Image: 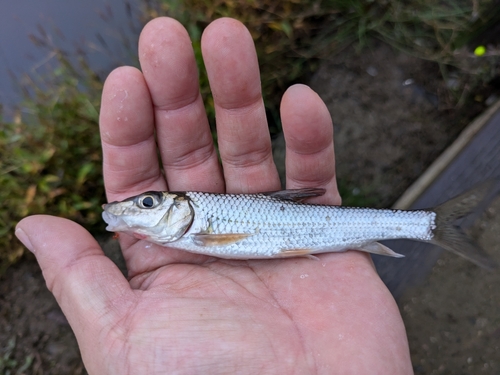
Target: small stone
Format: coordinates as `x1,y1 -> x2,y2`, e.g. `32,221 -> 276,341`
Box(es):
366,66 -> 378,77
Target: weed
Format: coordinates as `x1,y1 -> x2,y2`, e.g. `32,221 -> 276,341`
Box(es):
1,53 -> 104,273
0,337 -> 33,374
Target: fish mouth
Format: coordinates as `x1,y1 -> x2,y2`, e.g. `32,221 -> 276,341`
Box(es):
102,211 -> 130,232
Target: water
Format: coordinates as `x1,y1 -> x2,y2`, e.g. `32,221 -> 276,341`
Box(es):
0,0 -> 143,118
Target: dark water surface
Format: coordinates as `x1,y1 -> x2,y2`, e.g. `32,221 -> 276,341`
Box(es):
1,0 -> 142,117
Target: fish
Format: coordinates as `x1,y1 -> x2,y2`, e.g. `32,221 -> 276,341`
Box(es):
102,182 -> 497,269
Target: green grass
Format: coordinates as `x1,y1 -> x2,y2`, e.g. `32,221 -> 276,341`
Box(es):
1,56 -> 104,272
1,0 -> 499,272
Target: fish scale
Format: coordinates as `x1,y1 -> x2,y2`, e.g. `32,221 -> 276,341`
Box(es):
165,191 -> 435,258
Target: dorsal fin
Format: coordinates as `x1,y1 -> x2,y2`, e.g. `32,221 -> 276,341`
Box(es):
263,188 -> 326,202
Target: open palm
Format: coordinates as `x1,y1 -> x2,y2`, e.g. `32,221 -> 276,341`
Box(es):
16,17 -> 412,374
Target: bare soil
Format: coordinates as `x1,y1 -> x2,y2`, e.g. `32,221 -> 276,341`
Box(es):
1,42 -> 499,374
309,43 -> 485,207
0,258 -> 84,374
401,196 -> 500,374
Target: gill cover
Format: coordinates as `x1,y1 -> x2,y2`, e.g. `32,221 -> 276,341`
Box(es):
158,193 -> 194,242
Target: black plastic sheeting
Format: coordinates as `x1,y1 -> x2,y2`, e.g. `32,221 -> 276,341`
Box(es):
374,108 -> 500,298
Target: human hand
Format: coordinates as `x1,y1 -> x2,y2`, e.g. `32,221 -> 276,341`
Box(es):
16,17 -> 412,374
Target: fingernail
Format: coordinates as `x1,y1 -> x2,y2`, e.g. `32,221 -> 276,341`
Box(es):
15,227 -> 35,253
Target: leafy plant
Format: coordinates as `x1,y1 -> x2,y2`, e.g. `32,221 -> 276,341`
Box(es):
0,54 -> 104,273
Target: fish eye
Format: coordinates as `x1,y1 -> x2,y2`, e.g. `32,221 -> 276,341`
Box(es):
138,195 -> 157,209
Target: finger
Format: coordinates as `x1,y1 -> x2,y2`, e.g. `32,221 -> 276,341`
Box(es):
14,216 -> 132,361
281,84 -> 340,205
202,18 -> 280,193
139,17 -> 223,192
280,85 -> 374,270
100,65 -> 166,202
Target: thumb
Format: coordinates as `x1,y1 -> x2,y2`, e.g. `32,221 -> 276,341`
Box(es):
15,215 -> 132,346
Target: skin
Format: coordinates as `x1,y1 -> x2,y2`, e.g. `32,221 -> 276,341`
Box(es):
15,17 -> 413,375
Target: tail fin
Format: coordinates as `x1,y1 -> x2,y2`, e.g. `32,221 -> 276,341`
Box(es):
431,180 -> 498,270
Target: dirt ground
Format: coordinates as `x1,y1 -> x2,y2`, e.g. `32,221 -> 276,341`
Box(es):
1,42 -> 499,374
401,196 -> 500,374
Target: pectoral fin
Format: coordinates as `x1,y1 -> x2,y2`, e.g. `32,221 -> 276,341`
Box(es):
357,242 -> 404,258
193,233 -> 251,247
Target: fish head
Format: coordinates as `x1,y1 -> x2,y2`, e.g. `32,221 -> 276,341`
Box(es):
102,191 -> 194,244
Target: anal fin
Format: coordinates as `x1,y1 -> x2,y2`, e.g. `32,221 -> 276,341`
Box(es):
278,248 -> 317,259
357,242 -> 404,258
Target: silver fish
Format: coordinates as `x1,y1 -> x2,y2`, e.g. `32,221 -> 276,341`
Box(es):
102,184 -> 496,269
